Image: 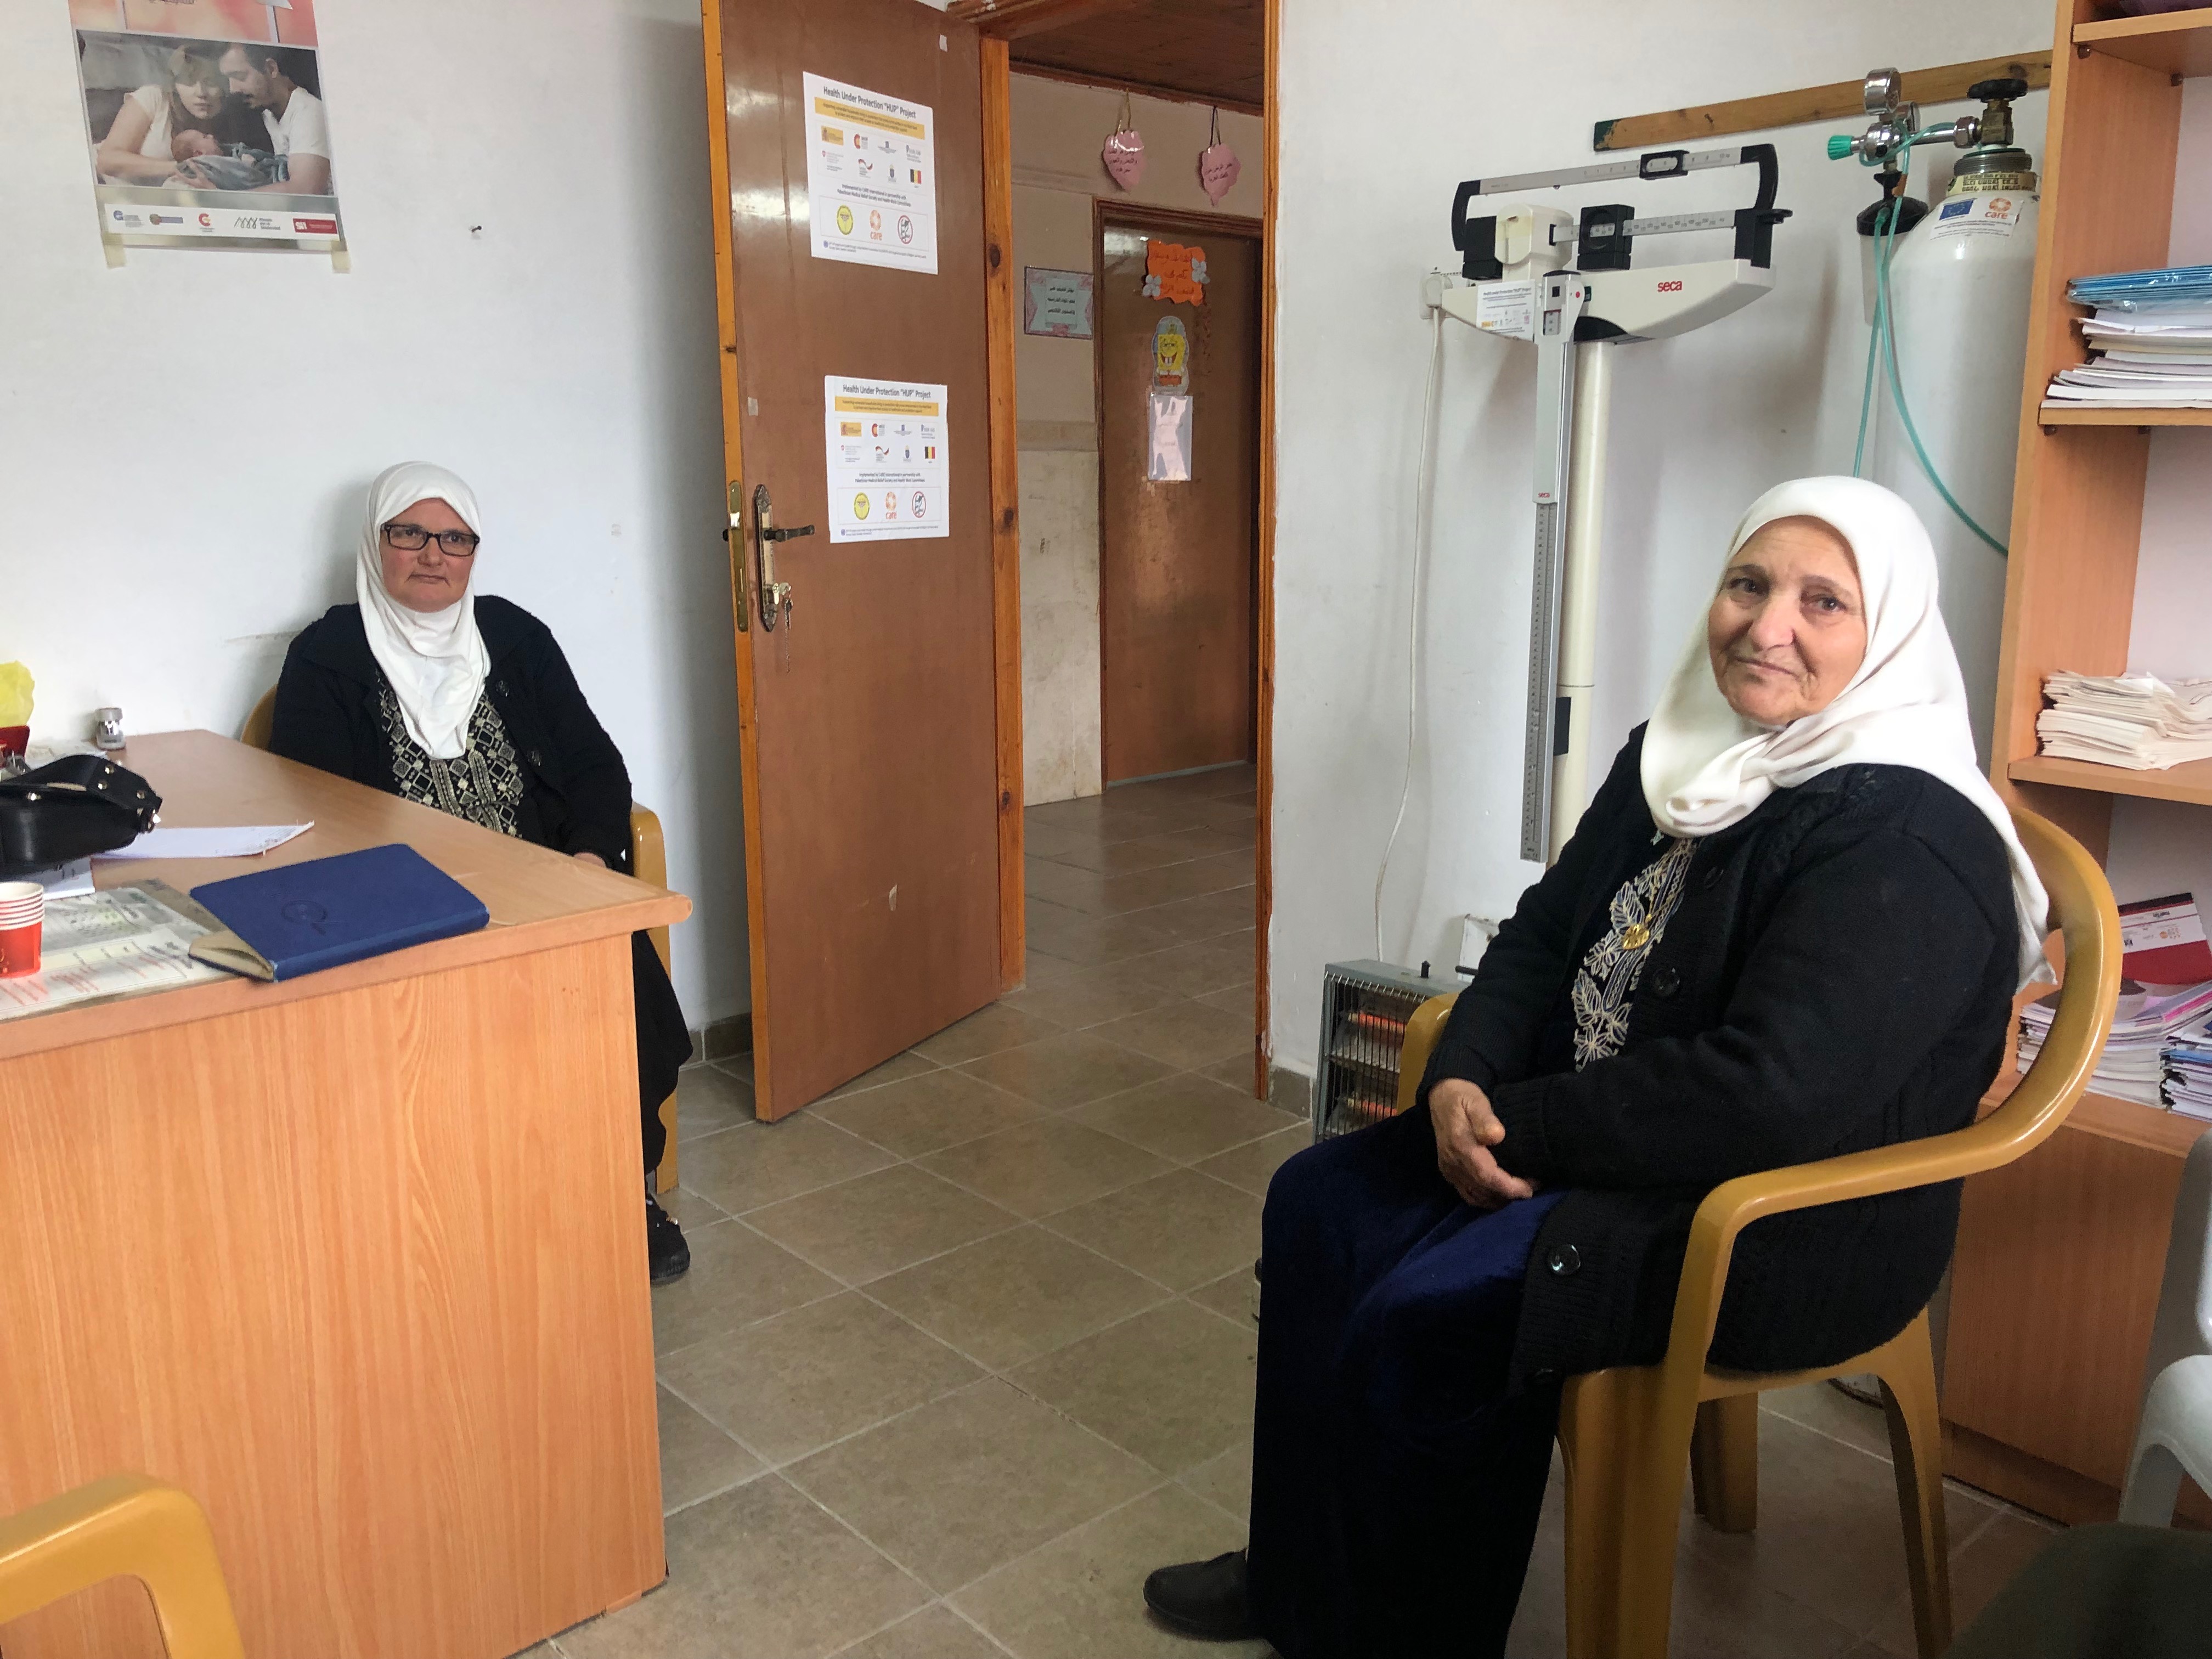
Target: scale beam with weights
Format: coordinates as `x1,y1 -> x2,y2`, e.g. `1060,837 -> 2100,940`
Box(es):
1424,144 -> 1790,862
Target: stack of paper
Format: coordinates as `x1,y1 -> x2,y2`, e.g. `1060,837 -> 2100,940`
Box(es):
2038,671 -> 2212,769
2165,1018 -> 2212,1121
2045,265 -> 2212,409
2018,979 -> 2212,1109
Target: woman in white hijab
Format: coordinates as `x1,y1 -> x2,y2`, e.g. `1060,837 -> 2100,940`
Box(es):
1148,478 -> 2041,1657
270,464 -> 694,1284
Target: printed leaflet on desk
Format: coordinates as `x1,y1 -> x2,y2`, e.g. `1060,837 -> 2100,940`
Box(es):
0,884 -> 223,1022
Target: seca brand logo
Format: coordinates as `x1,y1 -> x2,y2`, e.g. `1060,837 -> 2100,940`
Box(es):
1655,279 -> 1684,292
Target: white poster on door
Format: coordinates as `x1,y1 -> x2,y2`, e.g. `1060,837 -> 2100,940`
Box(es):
826,377 -> 949,543
1147,392 -> 1193,482
803,72 -> 936,274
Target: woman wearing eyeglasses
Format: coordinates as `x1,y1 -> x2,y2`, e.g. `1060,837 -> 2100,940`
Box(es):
270,462 -> 694,1284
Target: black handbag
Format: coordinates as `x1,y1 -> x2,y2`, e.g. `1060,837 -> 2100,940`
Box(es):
0,755 -> 162,871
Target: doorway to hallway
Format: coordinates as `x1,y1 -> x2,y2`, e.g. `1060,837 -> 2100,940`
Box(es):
1095,208 -> 1262,787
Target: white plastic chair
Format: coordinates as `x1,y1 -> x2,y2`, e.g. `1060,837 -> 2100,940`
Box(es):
2118,1128 -> 2212,1525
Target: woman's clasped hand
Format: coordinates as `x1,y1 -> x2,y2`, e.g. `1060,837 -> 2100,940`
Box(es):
1428,1075 -> 1535,1207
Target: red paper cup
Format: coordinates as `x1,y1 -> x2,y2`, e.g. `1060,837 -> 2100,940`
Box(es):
0,918 -> 38,977
0,881 -> 40,978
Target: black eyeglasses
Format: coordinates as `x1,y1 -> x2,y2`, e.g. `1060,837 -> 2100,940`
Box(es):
383,522 -> 481,556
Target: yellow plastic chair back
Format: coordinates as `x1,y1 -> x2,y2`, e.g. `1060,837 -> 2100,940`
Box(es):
0,1475 -> 245,1658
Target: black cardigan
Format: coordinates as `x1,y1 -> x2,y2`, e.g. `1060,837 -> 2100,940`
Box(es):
1421,725 -> 2016,1387
268,597 -> 636,871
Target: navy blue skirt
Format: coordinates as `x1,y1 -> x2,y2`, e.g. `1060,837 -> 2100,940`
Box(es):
1248,1104 -> 1565,1659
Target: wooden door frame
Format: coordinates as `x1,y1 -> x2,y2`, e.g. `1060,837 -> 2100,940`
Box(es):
972,3 -> 1280,1095
1256,0 -> 1278,1097
1087,198 -> 1263,793
698,0 -> 778,1097
983,39 -> 1025,993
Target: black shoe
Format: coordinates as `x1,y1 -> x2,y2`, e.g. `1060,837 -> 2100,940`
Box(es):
646,1192 -> 690,1284
1143,1549 -> 1258,1640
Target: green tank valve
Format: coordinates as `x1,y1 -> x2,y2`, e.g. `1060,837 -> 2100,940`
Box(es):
1827,134 -> 1855,160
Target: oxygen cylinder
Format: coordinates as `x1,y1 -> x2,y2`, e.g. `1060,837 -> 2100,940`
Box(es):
1865,81 -> 2039,765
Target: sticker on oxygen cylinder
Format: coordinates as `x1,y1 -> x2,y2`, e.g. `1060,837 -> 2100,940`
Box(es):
1474,280 -> 1535,336
1928,194 -> 2027,241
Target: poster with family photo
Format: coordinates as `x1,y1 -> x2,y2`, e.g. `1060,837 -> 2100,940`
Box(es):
71,0 -> 345,256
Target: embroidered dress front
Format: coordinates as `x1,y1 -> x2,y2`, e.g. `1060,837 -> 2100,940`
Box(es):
1571,836 -> 1695,1069
377,679 -> 523,838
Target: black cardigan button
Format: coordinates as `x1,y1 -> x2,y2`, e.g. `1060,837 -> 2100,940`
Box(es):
1647,966 -> 1681,998
1545,1244 -> 1581,1277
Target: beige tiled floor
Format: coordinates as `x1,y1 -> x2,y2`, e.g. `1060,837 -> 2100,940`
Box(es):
533,763 -> 2060,1657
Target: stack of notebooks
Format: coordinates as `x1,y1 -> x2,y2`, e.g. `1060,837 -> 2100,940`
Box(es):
2018,894 -> 2212,1112
2038,670 -> 2212,770
2044,264 -> 2212,410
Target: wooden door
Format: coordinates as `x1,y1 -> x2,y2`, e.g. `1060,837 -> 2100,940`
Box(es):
705,0 -> 1002,1118
1097,213 -> 1261,783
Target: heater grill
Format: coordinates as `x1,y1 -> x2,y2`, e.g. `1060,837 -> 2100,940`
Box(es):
1310,960 -> 1463,1141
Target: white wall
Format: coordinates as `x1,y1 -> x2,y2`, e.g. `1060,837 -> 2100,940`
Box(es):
1271,0 -> 2053,1073
1012,176 -> 1103,804
0,1 -> 746,1024
1010,75 -> 1266,803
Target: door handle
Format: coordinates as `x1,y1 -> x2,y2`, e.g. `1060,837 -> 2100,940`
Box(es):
750,484 -> 813,633
726,481 -> 749,632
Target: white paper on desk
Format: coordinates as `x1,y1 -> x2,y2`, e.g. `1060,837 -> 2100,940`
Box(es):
100,823 -> 313,860
18,859 -> 94,898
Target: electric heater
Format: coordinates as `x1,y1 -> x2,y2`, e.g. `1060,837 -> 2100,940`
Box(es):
1310,959 -> 1462,1141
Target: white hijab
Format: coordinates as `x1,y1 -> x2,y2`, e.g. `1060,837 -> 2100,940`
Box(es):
1640,476 -> 2052,989
357,461 -> 489,760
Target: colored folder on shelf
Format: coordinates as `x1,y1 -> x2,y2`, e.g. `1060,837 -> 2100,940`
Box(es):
187,843 -> 489,982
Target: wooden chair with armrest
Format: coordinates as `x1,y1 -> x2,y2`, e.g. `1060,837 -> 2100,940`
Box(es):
1395,807 -> 2121,1659
0,1475 -> 245,1659
243,687 -> 683,1193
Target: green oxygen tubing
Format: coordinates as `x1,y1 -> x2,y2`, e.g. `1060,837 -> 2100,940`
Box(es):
1831,129 -> 2010,556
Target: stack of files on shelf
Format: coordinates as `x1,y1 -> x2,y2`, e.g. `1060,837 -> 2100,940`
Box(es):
2019,978 -> 2212,1109
2038,670 -> 2212,769
2044,264 -> 2212,410
2165,1019 -> 2212,1121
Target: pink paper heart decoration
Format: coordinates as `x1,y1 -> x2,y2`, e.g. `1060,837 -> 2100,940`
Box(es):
1198,141 -> 1240,205
1103,127 -> 1145,190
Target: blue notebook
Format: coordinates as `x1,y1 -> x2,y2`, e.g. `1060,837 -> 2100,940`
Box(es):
188,843 -> 489,981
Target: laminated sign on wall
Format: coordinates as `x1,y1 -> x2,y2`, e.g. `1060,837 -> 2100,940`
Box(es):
804,72 -> 936,273
825,377 -> 949,542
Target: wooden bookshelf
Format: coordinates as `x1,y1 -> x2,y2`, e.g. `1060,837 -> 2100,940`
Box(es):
1983,1066 -> 2208,1157
2073,6 -> 2212,76
2038,405 -> 2212,427
1945,0 -> 2212,1528
2008,753 -> 2212,806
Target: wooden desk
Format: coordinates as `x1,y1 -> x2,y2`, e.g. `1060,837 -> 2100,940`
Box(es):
0,733 -> 689,1659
